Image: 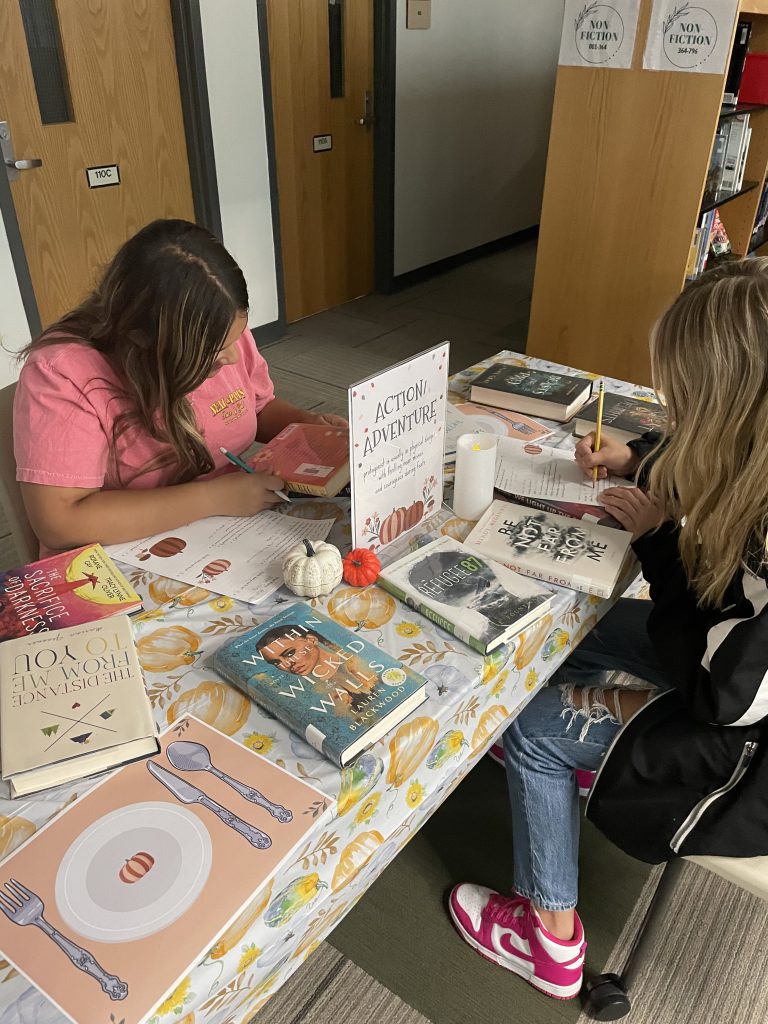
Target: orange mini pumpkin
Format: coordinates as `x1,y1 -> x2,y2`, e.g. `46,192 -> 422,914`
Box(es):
342,548 -> 381,587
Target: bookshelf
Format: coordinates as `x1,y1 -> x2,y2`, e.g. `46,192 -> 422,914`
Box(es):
527,0 -> 768,386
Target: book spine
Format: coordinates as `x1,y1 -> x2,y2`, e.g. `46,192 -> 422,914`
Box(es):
505,493 -> 580,521
212,655 -> 342,767
376,577 -> 486,656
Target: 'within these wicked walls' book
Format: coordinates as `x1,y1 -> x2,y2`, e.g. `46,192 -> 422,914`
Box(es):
214,604 -> 427,767
0,616 -> 158,797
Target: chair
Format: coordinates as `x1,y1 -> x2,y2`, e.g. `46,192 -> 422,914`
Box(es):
0,382 -> 38,565
584,854 -> 768,1019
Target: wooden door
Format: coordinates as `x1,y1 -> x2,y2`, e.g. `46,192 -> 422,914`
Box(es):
0,0 -> 195,326
267,0 -> 374,322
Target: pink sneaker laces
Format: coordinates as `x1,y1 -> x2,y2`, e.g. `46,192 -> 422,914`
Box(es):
485,893 -> 529,929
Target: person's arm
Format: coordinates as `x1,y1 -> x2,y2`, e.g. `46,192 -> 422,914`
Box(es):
633,523 -> 768,727
21,470 -> 286,551
255,397 -> 347,441
574,428 -> 665,482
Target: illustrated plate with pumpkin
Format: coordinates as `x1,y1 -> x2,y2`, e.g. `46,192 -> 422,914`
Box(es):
0,716 -> 333,1024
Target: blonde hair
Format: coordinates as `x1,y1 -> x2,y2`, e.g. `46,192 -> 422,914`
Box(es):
24,220 -> 248,485
646,258 -> 768,607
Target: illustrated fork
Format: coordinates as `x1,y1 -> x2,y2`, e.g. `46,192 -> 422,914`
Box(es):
0,878 -> 128,1001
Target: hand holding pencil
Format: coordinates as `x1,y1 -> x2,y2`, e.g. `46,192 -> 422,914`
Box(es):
574,388 -> 640,482
592,382 -> 605,486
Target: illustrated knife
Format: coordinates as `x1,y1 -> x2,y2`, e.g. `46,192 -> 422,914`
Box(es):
146,761 -> 272,850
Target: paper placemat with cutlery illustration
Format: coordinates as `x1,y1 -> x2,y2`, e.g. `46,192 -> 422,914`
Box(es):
0,716 -> 333,1024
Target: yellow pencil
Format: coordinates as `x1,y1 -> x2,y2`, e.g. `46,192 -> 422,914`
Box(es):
592,381 -> 605,486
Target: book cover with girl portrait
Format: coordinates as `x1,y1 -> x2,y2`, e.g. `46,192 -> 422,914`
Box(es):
214,605 -> 426,766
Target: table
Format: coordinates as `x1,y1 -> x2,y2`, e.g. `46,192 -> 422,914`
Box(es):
0,352 -> 650,1024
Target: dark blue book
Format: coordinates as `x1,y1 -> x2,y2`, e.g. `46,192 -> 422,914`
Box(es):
470,364 -> 593,421
214,604 -> 427,767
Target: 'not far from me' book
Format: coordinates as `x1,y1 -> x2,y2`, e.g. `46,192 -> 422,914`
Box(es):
0,615 -> 158,797
0,543 -> 142,642
214,604 -> 427,767
378,536 -> 553,656
467,500 -> 633,599
470,364 -> 593,421
573,392 -> 667,444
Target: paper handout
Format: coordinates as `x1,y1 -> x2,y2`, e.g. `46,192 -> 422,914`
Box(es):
495,439 -> 633,506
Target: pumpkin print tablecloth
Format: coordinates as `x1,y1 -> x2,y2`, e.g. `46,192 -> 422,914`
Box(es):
0,353 -> 652,1024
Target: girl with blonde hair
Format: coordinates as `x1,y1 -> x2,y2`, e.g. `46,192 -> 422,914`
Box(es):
13,220 -> 345,552
449,259 -> 768,999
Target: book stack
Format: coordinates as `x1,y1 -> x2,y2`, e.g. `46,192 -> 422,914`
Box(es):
573,392 -> 666,444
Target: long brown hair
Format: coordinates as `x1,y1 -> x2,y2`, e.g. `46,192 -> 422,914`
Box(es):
24,219 -> 249,484
646,258 -> 768,607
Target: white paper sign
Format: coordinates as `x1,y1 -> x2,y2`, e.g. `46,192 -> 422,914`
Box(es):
559,0 -> 642,69
108,510 -> 334,605
495,438 -> 633,505
643,0 -> 738,73
349,344 -> 448,553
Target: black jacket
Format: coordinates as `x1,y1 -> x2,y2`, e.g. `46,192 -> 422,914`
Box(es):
587,521 -> 768,862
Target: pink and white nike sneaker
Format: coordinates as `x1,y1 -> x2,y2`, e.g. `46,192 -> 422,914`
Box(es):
448,884 -> 586,1000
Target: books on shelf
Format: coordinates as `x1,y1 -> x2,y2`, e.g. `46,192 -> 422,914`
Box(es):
214,604 -> 427,767
687,209 -> 717,280
377,535 -> 554,656
0,616 -> 158,797
710,210 -> 732,258
470,364 -> 593,422
0,544 -> 142,642
722,114 -> 751,193
573,392 -> 666,444
723,20 -> 752,106
466,499 -> 633,599
247,422 -> 349,497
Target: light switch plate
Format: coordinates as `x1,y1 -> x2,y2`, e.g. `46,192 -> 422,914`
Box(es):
407,0 -> 431,29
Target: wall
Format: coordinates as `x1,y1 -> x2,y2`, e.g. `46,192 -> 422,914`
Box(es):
394,0 -> 564,276
0,211 -> 28,389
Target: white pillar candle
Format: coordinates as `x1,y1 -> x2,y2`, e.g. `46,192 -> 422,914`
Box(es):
452,433 -> 498,521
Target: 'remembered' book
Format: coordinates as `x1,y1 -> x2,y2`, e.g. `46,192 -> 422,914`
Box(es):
0,544 -> 142,641
378,536 -> 553,656
467,500 -> 633,599
573,392 -> 666,444
0,615 -> 158,797
247,422 -> 349,497
214,604 -> 427,767
470,364 -> 593,421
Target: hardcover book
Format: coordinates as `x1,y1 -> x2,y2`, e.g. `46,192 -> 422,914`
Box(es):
470,364 -> 593,421
503,493 -> 622,530
573,392 -> 666,444
247,422 -> 349,497
467,500 -> 633,599
0,616 -> 158,797
0,544 -> 142,641
214,604 -> 427,767
378,536 -> 553,656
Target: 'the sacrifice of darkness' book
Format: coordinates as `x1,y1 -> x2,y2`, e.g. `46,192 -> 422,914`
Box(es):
378,536 -> 553,656
574,392 -> 667,444
214,604 -> 427,767
467,500 -> 633,599
470,364 -> 593,421
0,544 -> 142,641
0,615 -> 158,797
247,422 -> 350,497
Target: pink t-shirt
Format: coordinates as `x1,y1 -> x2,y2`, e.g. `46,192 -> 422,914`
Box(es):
13,329 -> 275,490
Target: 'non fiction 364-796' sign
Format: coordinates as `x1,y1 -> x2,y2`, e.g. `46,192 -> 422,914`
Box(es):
643,0 -> 739,74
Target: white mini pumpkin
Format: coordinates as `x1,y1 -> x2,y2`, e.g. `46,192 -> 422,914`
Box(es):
282,539 -> 343,598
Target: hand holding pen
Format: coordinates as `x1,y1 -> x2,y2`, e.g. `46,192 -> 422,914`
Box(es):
220,447 -> 292,503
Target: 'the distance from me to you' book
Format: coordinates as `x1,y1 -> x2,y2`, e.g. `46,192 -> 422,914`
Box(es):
470,364 -> 593,421
0,543 -> 142,641
247,422 -> 349,497
214,604 -> 427,767
0,615 -> 158,797
573,392 -> 666,444
467,500 -> 633,599
378,536 -> 553,656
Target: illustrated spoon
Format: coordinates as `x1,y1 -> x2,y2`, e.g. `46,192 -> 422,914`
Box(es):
166,741 -> 293,822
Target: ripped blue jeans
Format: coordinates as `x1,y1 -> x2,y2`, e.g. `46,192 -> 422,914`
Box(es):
503,599 -> 669,911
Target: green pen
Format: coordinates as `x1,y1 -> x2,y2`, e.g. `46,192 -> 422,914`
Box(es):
219,446 -> 291,503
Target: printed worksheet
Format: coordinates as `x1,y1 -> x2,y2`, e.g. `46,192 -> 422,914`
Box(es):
494,438 -> 633,505
108,511 -> 334,605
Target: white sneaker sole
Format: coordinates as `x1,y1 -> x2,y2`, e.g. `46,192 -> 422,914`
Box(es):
448,899 -> 583,1000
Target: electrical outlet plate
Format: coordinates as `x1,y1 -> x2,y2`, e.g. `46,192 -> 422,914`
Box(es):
407,0 -> 431,29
